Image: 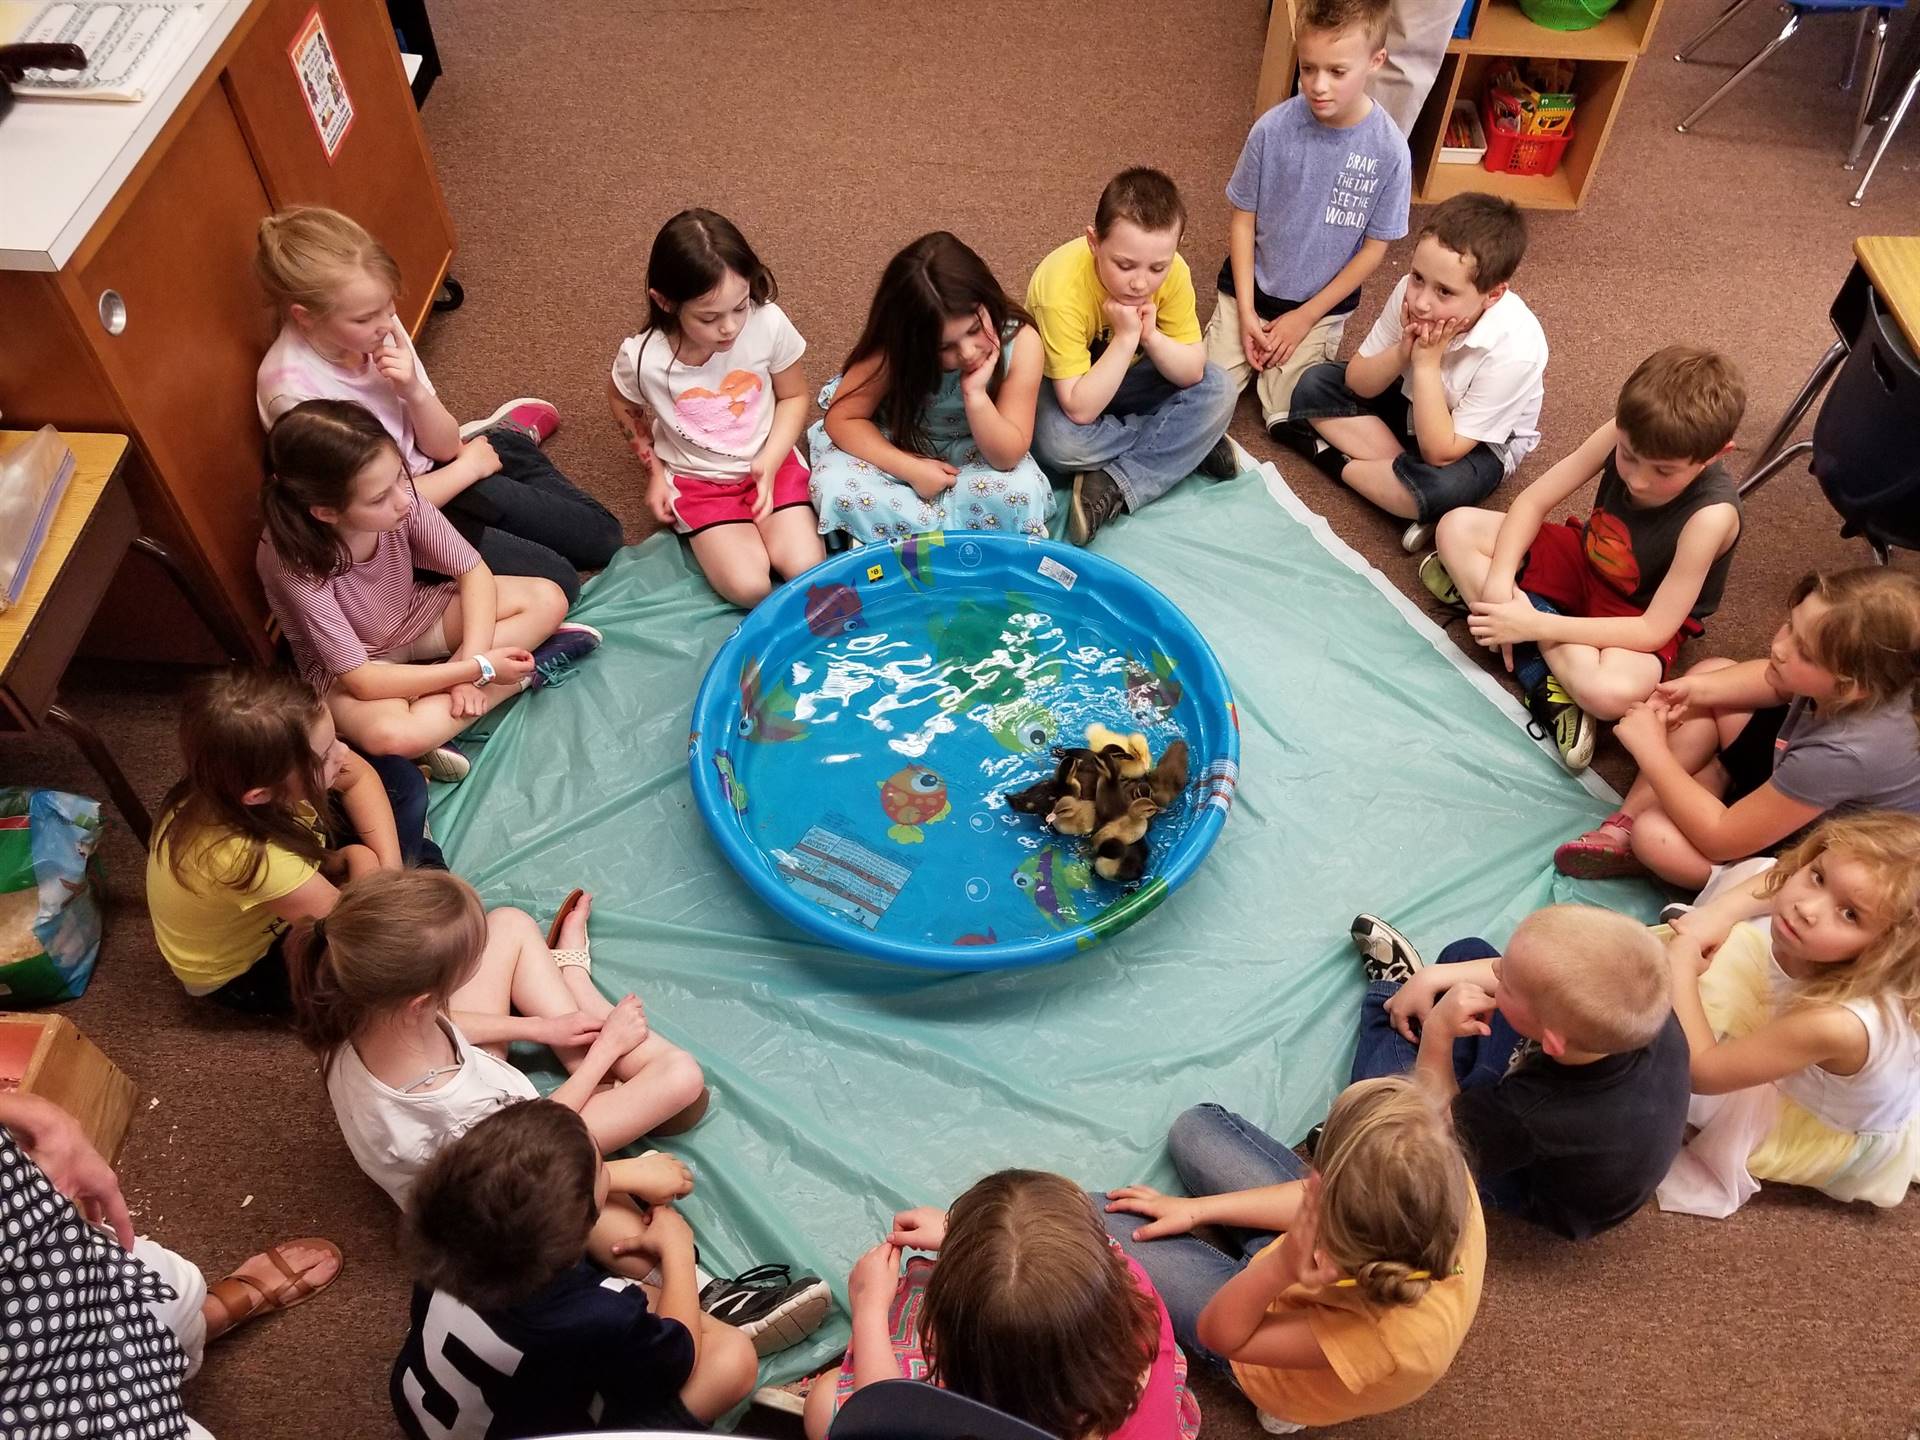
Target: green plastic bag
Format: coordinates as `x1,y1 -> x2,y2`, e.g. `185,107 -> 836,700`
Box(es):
0,788 -> 104,1006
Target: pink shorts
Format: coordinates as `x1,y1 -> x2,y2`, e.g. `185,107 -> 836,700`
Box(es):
667,449 -> 812,536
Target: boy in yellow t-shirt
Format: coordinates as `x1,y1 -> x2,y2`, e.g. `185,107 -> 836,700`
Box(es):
1026,167 -> 1241,545
1103,1076 -> 1483,1431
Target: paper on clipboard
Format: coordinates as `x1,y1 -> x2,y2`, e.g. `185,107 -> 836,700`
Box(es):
13,2 -> 211,103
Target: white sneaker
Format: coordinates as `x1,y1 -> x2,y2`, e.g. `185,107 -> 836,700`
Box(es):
1400,520 -> 1433,553
1258,1413 -> 1307,1434
420,745 -> 469,783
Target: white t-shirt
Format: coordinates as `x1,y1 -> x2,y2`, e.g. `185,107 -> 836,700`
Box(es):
326,1015 -> 539,1208
256,319 -> 440,476
609,302 -> 806,481
1357,275 -> 1547,476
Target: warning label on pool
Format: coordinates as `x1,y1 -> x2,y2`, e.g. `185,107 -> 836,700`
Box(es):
777,815 -> 916,929
1037,557 -> 1077,590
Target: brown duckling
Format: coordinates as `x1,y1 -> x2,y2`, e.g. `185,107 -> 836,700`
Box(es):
1144,739 -> 1190,810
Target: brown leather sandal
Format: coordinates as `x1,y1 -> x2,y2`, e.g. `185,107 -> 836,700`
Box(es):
547,887 -> 590,972
204,1237 -> 343,1336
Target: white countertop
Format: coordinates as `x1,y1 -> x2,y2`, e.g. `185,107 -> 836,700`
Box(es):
0,0 -> 252,272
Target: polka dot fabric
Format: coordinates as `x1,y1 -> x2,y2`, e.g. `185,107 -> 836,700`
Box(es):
0,1134 -> 190,1440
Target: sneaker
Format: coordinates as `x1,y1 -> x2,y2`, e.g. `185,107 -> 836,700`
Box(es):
460,397 -> 561,444
1068,470 -> 1127,546
527,622 -> 604,691
1304,437 -> 1351,484
751,1371 -> 830,1416
701,1264 -> 832,1356
1350,913 -> 1425,985
1198,436 -> 1242,479
1554,814 -> 1644,879
1658,901 -> 1695,925
420,745 -> 469,784
1265,417 -> 1316,449
1400,520 -> 1433,553
1526,677 -> 1597,773
1417,552 -> 1468,616
1258,1413 -> 1307,1435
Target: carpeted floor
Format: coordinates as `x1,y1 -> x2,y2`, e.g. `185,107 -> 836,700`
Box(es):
27,2 -> 1920,1436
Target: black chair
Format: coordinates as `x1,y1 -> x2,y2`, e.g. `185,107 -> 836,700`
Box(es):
1741,289 -> 1920,562
828,1378 -> 1056,1440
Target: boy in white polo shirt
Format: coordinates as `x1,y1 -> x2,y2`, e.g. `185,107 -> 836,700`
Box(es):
1289,192 -> 1547,553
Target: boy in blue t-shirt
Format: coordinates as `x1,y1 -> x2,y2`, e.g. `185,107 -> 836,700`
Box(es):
1203,0 -> 1411,436
391,1101 -> 758,1438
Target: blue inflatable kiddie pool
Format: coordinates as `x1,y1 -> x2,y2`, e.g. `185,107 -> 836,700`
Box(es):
687,532 -> 1239,970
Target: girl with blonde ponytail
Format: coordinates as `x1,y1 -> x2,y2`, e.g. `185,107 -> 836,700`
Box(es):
1104,1076 -> 1484,1431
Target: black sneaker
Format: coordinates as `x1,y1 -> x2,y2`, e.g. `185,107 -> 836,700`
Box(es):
1198,436 -> 1242,479
1305,438 -> 1351,484
1525,677 -> 1597,773
700,1263 -> 832,1356
527,622 -> 603,692
1350,913 -> 1425,985
1068,470 -> 1127,545
1266,417 -> 1317,450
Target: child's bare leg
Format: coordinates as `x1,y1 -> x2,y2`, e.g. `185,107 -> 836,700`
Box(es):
328,690 -> 474,759
803,1362 -> 840,1440
587,1193 -> 656,1280
1630,810 -> 1717,888
1433,506 -> 1505,599
691,525 -> 775,608
1600,657 -> 1741,834
439,578 -> 570,654
680,1316 -> 759,1424
1308,411 -> 1402,462
446,907 -> 544,1055
1543,643 -> 1664,720
758,506 -> 826,580
1333,459 -> 1422,519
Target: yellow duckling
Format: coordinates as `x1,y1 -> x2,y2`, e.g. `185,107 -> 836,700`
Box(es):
1085,723 -> 1151,779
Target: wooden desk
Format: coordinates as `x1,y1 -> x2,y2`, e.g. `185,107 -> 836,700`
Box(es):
0,431 -> 227,846
0,0 -> 455,663
1744,235 -> 1920,488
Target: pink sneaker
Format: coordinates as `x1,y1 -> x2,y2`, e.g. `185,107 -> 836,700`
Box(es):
1554,812 -> 1643,880
460,397 -> 560,444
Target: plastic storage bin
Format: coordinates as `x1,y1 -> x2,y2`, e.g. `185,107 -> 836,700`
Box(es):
1441,101 -> 1489,163
1482,100 -> 1574,175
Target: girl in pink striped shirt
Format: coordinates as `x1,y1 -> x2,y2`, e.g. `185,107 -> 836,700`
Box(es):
257,400 -> 600,779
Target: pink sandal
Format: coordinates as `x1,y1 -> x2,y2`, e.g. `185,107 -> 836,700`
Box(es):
1554,812 -> 1645,880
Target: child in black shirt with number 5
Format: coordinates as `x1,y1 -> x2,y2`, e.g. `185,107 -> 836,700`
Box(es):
391,1101 -> 756,1438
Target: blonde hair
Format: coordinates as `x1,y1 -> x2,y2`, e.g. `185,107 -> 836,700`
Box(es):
1504,905 -> 1671,1053
1314,1077 -> 1473,1308
290,869 -> 487,1071
1763,812 -> 1920,1026
1787,568 -> 1920,726
1614,346 -> 1746,463
255,205 -> 402,320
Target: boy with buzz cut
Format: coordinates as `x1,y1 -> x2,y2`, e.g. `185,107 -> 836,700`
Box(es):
1289,191 -> 1546,556
391,1101 -> 759,1438
1205,0 -> 1411,438
1346,907 -> 1691,1241
1028,166 -> 1242,546
1422,345 -> 1745,772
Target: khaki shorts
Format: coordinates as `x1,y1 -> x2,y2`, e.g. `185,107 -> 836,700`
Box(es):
1203,299 -> 1348,427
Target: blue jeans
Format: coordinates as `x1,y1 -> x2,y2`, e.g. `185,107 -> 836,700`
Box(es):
1099,1103 -> 1309,1370
1350,937 -> 1527,1090
442,427 -> 623,602
1033,361 -> 1237,510
366,752 -> 449,870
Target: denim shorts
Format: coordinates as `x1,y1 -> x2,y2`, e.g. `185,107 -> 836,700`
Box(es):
1290,361 -> 1508,522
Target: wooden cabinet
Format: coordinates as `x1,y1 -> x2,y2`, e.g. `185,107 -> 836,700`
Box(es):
1257,0 -> 1667,210
0,0 -> 455,661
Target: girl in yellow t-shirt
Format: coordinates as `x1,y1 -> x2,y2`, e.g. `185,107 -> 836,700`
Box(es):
1106,1076 -> 1483,1432
146,667 -> 401,1012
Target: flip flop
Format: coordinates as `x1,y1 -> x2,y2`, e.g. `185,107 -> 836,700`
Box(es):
204,1237 -> 343,1335
547,887 -> 591,972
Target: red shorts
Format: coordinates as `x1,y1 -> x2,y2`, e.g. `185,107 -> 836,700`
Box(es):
667,449 -> 812,535
1517,518 -> 1701,675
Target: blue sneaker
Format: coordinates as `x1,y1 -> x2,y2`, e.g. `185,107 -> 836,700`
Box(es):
529,623 -> 603,691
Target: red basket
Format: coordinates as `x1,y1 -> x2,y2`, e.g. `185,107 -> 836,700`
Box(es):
1481,98 -> 1573,176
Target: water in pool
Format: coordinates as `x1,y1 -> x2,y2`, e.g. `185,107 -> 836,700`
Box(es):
720,581 -> 1201,949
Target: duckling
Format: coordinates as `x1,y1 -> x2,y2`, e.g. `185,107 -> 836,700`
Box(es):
1094,836 -> 1151,883
1144,739 -> 1190,810
1005,775 -> 1062,815
1046,793 -> 1100,836
1084,723 -> 1151,779
1006,746 -> 1110,817
1092,793 -> 1159,849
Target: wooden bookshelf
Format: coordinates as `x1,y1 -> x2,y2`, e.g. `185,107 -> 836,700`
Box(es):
1256,0 -> 1667,210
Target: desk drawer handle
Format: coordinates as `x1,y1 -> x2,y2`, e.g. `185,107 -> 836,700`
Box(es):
97,290 -> 127,336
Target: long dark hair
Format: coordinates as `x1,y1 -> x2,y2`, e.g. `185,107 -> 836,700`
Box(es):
834,232 -> 1033,458
921,1170 -> 1159,1438
262,399 -> 401,579
153,667 -> 331,889
642,208 -> 777,340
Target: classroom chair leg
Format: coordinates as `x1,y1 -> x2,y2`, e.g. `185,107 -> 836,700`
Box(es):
1674,0 -> 1760,62
46,703 -> 153,849
1744,341 -> 1844,482
1842,10 -> 1889,166
1676,5 -> 1802,133
1849,63 -> 1920,203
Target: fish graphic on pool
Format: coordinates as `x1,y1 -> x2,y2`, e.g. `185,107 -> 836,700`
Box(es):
804,582 -> 863,636
1012,847 -> 1093,927
737,657 -> 809,743
878,764 -> 951,843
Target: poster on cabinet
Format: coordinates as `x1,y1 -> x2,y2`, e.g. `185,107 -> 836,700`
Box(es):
287,7 -> 355,161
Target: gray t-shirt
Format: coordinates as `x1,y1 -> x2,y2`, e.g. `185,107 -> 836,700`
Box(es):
1772,693 -> 1920,812
1223,96 -> 1411,310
